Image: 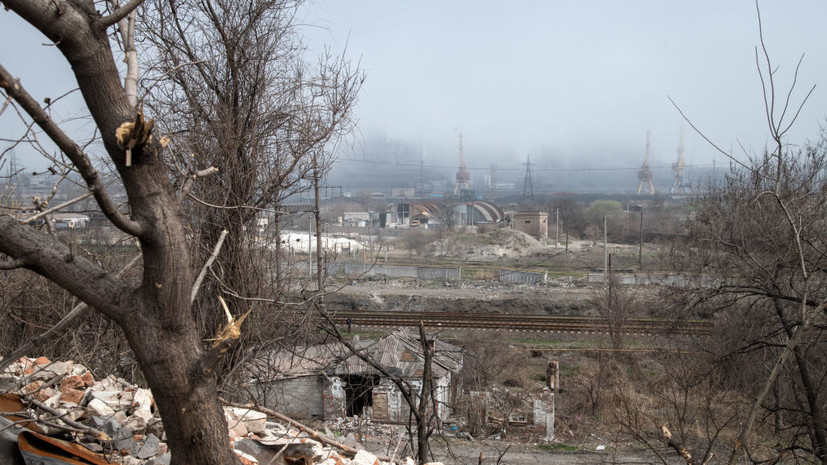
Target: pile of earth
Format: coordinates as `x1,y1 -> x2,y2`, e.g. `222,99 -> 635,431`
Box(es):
424,228 -> 548,260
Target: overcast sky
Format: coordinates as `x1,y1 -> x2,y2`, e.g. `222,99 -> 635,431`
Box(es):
299,0 -> 827,170
2,1 -> 826,175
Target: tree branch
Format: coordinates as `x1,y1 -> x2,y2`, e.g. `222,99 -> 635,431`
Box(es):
0,253 -> 141,374
0,257 -> 25,270
0,63 -> 145,236
26,397 -> 109,440
97,0 -> 145,29
191,229 -> 229,304
0,216 -> 134,323
22,192 -> 93,224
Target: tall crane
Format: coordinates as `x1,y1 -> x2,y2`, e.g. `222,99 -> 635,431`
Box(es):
671,127 -> 690,194
453,133 -> 470,195
637,130 -> 654,195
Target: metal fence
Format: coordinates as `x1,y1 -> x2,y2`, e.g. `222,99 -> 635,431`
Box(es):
498,269 -> 547,284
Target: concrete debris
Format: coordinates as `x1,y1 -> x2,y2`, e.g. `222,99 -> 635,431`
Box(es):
350,450 -> 379,465
227,406 -> 267,434
0,356 -> 413,465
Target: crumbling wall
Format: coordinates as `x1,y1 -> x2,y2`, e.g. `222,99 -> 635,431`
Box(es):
323,377 -> 346,420
254,376 -> 324,419
435,375 -> 452,420
532,391 -> 555,440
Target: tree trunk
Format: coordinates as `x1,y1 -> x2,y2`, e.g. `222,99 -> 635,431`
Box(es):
417,326 -> 433,465
774,300 -> 827,464
122,316 -> 238,465
793,348 -> 827,464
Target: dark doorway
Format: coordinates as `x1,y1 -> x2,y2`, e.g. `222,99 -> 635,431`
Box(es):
344,375 -> 379,416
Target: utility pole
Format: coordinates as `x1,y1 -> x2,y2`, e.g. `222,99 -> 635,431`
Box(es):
308,218 -> 313,281
274,207 -> 281,295
603,215 -> 608,276
490,163 -> 498,199
313,159 -> 323,293
639,210 -> 644,268
555,208 -> 559,248
608,253 -> 613,308
420,160 -> 424,199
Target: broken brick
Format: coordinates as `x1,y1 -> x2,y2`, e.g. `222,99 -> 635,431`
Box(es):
22,380 -> 43,395
61,375 -> 85,391
60,387 -> 85,404
81,371 -> 95,387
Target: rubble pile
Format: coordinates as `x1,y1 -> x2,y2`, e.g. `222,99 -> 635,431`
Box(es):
423,229 -> 547,260
0,357 -> 435,465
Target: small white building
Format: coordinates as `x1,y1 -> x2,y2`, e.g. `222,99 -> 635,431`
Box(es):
52,213 -> 90,229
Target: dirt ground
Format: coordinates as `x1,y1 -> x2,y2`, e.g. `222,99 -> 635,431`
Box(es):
327,278 -> 599,316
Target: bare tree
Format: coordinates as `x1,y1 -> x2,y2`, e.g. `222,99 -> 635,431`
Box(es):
0,1 -> 361,463
613,352 -> 741,465
140,0 -> 362,374
664,4 -> 826,463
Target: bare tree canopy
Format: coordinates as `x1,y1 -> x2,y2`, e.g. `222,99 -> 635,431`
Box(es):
139,0 -> 362,374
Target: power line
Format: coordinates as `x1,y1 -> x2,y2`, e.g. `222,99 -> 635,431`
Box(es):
333,157 -> 719,173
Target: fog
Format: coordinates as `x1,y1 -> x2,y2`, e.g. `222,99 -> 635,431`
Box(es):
301,0 -> 827,189
2,1 -> 826,192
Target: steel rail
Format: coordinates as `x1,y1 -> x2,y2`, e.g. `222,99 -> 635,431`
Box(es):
330,311 -> 711,335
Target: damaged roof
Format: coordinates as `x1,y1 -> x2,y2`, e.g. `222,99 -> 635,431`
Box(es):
251,329 -> 463,382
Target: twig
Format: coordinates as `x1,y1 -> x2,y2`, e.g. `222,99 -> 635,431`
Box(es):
186,192 -> 307,215
390,429 -> 405,464
191,229 -> 228,303
220,399 -> 404,464
26,397 -> 109,440
0,254 -> 141,374
21,192 -> 93,224
0,93 -> 11,116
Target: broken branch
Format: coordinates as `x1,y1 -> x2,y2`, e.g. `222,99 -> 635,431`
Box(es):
660,425 -> 694,465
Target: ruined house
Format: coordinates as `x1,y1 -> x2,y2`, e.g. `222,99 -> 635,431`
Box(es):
249,329 -> 463,423
512,211 -> 548,239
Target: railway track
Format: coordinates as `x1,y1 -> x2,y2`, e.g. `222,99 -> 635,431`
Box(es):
330,311 -> 711,336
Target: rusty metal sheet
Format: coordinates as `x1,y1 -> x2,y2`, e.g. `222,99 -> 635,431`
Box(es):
17,431 -> 110,465
0,394 -> 43,434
